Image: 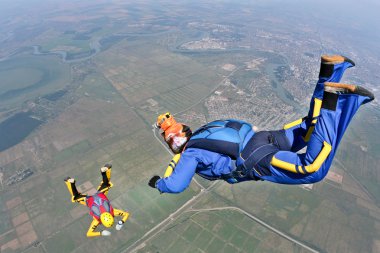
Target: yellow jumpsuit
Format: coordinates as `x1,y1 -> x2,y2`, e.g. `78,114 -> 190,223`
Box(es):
64,167 -> 129,237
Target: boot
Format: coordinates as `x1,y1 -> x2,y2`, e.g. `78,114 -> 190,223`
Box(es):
319,55 -> 355,79
325,82 -> 374,101
322,82 -> 375,111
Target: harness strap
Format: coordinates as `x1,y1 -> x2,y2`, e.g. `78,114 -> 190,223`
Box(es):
225,121 -> 243,131
191,121 -> 244,136
283,116 -> 307,130
240,144 -> 279,176
187,121 -> 244,159
303,98 -> 322,142
187,139 -> 240,159
191,125 -> 219,136
268,130 -> 291,151
223,130 -> 290,182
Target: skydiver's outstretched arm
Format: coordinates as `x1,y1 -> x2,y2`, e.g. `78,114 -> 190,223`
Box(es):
97,164 -> 113,195
154,151 -> 198,193
64,177 -> 87,205
113,208 -> 130,230
114,209 -> 130,223
282,55 -> 355,153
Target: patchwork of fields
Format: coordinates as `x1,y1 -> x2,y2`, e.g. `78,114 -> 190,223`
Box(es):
0,1 -> 379,253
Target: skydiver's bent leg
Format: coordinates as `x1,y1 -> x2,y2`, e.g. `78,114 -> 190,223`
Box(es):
86,219 -> 101,237
283,55 -> 355,152
97,164 -> 113,194
262,84 -> 374,184
64,177 -> 87,204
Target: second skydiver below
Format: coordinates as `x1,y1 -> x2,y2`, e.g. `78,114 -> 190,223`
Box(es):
148,55 -> 375,194
64,164 -> 130,237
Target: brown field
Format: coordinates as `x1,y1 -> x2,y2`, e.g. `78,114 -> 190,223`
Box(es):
374,239 -> 380,252
1,238 -> 21,251
70,205 -> 89,220
19,230 -> 38,247
78,181 -> 94,192
12,212 -> 29,227
15,221 -> 34,237
6,197 -> 22,210
20,175 -> 48,193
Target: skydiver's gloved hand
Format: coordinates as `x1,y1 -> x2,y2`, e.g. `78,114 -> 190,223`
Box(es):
115,220 -> 124,231
148,175 -> 161,188
101,230 -> 111,236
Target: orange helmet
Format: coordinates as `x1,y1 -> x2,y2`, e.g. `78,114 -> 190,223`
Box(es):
155,112 -> 192,153
156,112 -> 177,131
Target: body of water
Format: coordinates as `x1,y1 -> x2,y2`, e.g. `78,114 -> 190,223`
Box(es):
0,112 -> 43,152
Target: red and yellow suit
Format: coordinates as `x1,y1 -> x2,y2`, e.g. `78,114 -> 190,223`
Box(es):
64,166 -> 129,237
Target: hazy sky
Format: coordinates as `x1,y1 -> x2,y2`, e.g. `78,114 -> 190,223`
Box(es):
1,0 -> 379,54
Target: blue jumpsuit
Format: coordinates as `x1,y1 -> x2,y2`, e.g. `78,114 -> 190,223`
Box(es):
156,59 -> 373,193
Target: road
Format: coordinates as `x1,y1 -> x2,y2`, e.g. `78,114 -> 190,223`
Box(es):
124,182 -> 217,253
125,185 -> 319,253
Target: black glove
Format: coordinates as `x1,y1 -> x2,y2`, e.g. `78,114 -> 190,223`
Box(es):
148,175 -> 161,188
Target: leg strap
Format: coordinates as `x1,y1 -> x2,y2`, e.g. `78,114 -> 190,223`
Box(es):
303,98 -> 322,142
228,130 -> 289,180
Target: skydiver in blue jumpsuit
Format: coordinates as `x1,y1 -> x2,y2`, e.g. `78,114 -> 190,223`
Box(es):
148,55 -> 375,193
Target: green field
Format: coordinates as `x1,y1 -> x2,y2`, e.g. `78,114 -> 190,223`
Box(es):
138,209 -> 305,253
0,55 -> 71,114
0,68 -> 44,91
94,36 -> 223,123
337,107 -> 380,203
